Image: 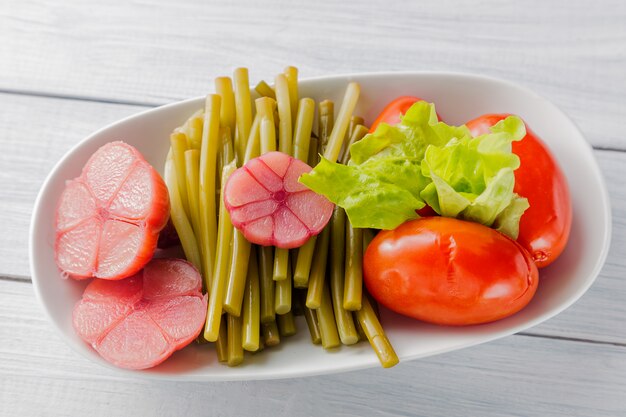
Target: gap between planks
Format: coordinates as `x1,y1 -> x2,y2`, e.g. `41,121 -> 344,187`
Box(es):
517,332 -> 626,348
0,274 -> 31,283
0,88 -> 161,109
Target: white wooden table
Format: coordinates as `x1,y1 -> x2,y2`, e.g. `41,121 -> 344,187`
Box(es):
1,1 -> 625,415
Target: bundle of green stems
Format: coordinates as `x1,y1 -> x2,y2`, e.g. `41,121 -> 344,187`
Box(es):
163,66 -> 398,368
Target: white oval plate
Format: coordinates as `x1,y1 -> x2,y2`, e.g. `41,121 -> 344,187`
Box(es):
30,72 -> 611,381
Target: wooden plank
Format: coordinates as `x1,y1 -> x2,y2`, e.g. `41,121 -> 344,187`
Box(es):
0,0 -> 625,149
0,92 -> 625,345
2,2 -> 624,415
1,279 -> 624,417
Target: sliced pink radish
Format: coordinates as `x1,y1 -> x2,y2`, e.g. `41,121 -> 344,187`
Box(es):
224,151 -> 333,248
55,141 -> 169,280
72,258 -> 207,370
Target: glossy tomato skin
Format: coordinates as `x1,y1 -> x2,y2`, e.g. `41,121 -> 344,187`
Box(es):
370,96 -> 423,132
363,217 -> 538,326
465,114 -> 572,268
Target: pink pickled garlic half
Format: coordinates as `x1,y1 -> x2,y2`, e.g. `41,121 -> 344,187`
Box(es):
224,151 -> 333,248
72,258 -> 207,370
55,142 -> 170,280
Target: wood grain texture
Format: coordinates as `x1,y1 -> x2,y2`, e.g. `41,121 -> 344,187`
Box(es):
1,280 -> 625,417
0,0 -> 625,149
1,1 -> 625,416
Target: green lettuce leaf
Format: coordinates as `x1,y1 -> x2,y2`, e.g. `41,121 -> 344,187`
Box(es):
494,194 -> 530,239
349,101 -> 471,165
301,101 -> 446,230
299,157 -> 428,230
299,101 -> 530,238
420,116 -> 529,238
